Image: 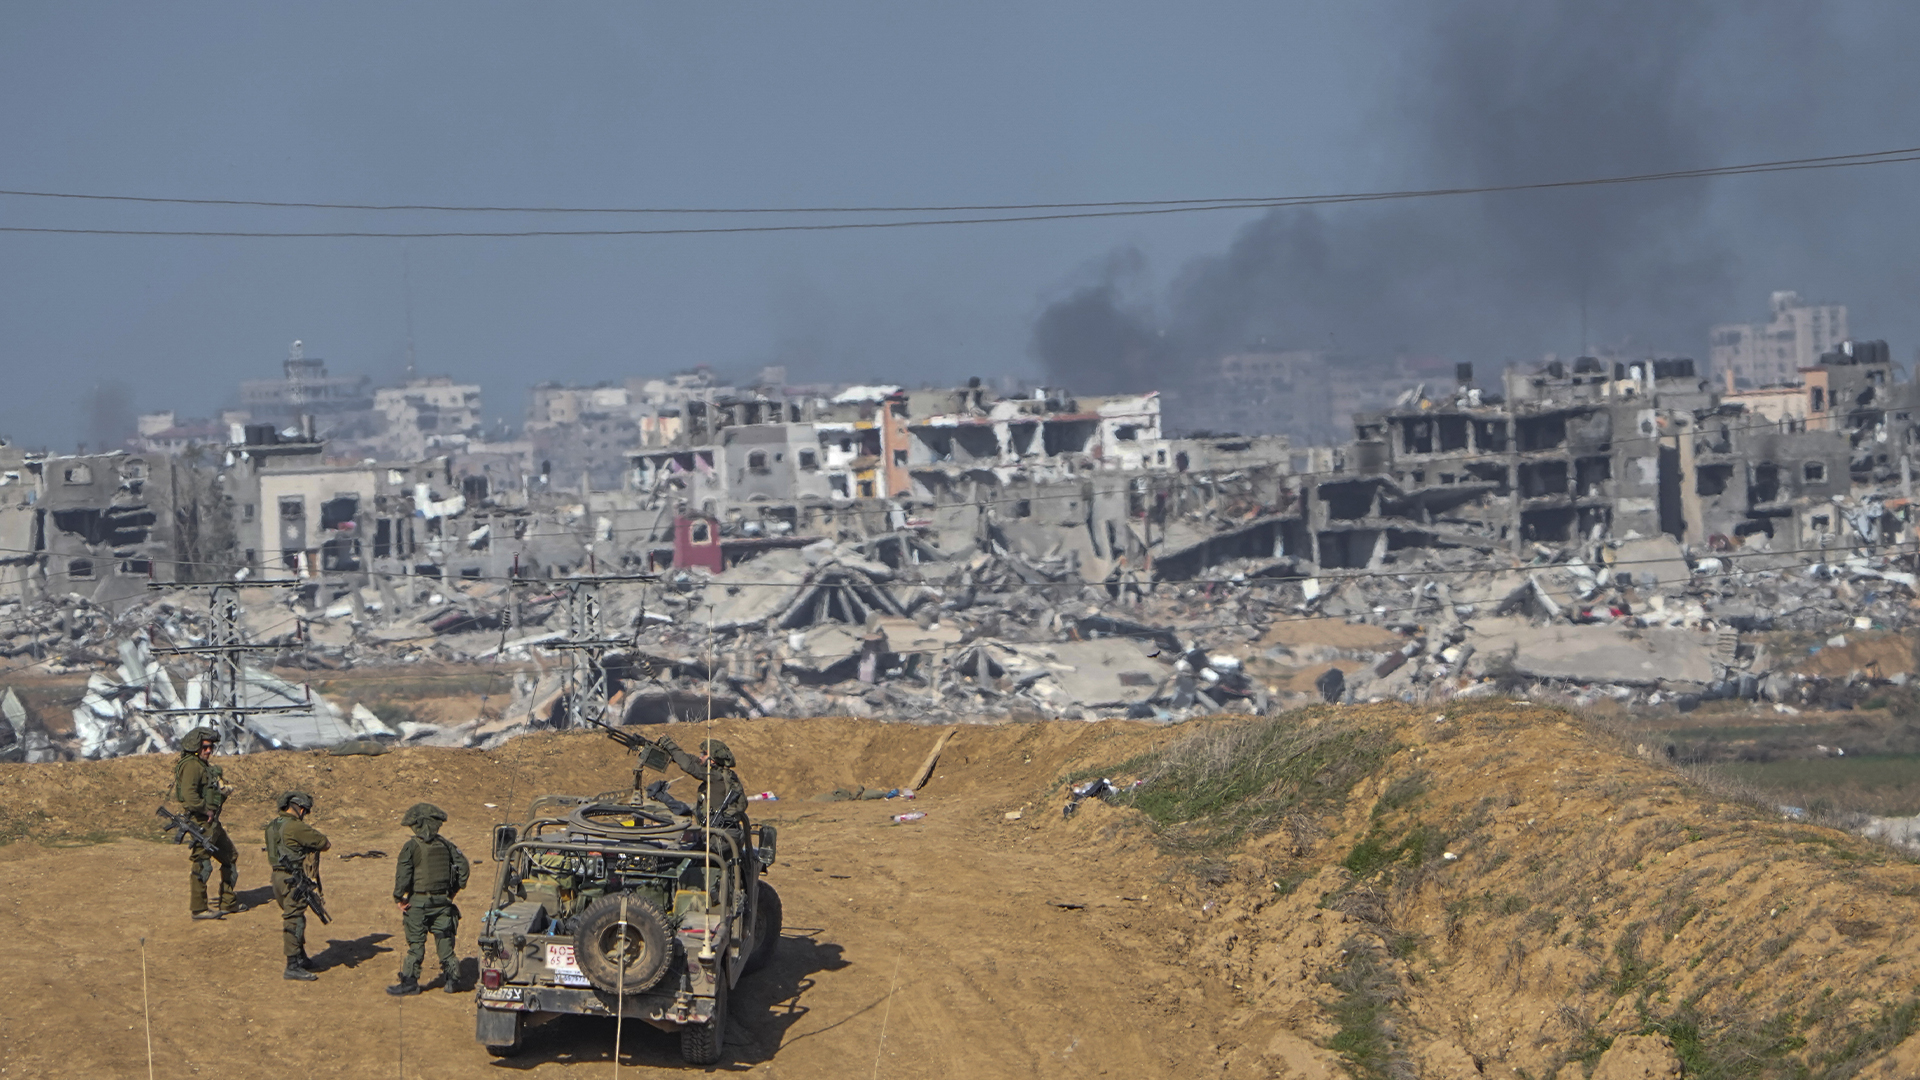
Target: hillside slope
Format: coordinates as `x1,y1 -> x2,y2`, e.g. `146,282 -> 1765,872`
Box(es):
1,705 -> 1916,1078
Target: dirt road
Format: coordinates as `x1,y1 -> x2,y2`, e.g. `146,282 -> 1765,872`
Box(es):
0,720 -> 1243,1080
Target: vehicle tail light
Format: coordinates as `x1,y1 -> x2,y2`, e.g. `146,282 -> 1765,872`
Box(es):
482,969 -> 503,990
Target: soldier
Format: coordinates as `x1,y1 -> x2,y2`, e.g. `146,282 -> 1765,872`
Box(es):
388,803 -> 471,996
264,791 -> 331,981
172,726 -> 243,920
656,735 -> 748,831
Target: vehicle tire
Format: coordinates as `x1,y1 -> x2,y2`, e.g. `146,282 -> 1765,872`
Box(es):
679,965 -> 729,1065
478,1009 -> 524,1057
572,893 -> 675,995
743,881 -> 783,975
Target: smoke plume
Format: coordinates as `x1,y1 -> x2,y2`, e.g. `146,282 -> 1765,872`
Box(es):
1034,1 -> 1744,394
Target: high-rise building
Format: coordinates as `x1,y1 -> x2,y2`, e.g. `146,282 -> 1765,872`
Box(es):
1710,291 -> 1848,389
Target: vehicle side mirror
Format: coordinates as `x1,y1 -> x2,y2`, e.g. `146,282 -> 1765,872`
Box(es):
491,824 -> 519,862
756,824 -> 777,867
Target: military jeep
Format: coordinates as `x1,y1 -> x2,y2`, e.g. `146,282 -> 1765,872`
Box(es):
473,791 -> 780,1064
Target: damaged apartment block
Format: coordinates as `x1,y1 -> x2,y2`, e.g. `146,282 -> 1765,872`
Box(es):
0,441 -> 180,605
1344,345 -> 1917,558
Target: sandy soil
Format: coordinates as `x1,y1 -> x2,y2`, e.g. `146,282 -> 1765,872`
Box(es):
0,720 -> 1245,1080
8,706 -> 1920,1078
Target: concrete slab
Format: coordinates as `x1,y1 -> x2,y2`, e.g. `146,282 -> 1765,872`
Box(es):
1026,638 -> 1169,707
1610,536 -> 1691,591
1467,615 -> 1715,686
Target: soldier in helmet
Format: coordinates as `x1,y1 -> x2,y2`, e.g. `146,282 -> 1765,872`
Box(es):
655,735 -> 749,831
387,803 -> 471,996
265,791 -> 331,980
172,726 -> 243,920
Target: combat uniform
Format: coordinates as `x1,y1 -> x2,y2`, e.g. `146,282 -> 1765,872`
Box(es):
389,802 -> 471,995
265,793 -> 331,979
172,730 -> 240,917
657,736 -> 749,831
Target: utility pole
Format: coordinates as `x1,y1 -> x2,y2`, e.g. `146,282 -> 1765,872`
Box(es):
523,573 -> 656,729
148,581 -> 311,750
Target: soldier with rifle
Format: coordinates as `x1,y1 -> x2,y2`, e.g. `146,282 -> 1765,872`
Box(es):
265,791 -> 331,981
585,716 -> 748,833
170,726 -> 243,920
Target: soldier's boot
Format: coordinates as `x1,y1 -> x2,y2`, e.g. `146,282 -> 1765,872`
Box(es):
283,960 -> 318,982
442,968 -> 461,994
191,910 -> 224,921
294,949 -> 314,970
386,975 -> 421,997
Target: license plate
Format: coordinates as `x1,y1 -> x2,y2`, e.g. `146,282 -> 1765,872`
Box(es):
545,944 -> 591,987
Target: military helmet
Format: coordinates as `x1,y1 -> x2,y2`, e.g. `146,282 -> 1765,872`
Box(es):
279,791 -> 314,812
700,738 -> 734,766
401,802 -> 448,827
184,726 -> 219,750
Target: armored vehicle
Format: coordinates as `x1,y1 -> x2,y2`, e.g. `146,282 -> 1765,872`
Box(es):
473,784 -> 780,1064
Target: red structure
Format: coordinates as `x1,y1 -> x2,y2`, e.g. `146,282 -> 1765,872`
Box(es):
673,513 -> 724,573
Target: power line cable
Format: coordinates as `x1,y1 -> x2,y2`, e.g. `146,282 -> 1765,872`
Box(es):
3,146 -> 1915,216
5,150 -> 1918,238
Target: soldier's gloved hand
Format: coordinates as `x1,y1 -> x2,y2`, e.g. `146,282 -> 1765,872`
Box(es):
656,735 -> 680,752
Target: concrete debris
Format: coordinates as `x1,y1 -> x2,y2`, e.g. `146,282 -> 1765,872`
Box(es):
3,493 -> 1917,758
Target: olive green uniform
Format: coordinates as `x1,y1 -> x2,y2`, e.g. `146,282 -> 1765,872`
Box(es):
394,809 -> 470,985
659,737 -> 749,830
173,751 -> 239,914
265,812 -> 330,960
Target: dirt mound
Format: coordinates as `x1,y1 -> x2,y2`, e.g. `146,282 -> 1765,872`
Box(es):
4,706 -> 1920,1078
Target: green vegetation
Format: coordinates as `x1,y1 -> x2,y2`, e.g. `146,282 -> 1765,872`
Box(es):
1109,708 -> 1399,850
1716,755 -> 1920,818
1321,941 -> 1407,1080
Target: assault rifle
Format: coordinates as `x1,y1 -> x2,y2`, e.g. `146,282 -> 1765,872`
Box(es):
585,715 -> 670,771
277,858 -> 332,925
155,805 -> 215,850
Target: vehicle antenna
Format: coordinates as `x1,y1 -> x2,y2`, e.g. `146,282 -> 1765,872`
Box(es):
699,603 -> 716,961
140,937 -> 154,1080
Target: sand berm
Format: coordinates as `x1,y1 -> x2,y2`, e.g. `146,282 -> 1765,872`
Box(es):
2,701 -> 1918,1079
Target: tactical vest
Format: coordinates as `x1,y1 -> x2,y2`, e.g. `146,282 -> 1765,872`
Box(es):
412,837 -> 455,895
264,815 -> 292,868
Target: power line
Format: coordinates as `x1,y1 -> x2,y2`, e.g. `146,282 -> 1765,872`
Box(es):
4,148 -> 1918,238
3,146 -> 1914,215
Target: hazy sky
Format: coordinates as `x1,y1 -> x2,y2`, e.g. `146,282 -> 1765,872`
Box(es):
3,2 -> 1917,449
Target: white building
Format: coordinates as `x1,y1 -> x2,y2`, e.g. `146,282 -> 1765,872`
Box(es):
1711,291 -> 1849,390
366,378 -> 483,460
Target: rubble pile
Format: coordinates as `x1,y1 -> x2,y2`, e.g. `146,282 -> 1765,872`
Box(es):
2,528 -> 1915,762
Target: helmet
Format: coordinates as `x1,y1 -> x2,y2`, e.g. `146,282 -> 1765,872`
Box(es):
184,727 -> 219,751
279,791 -> 314,812
700,738 -> 734,767
401,802 -> 448,827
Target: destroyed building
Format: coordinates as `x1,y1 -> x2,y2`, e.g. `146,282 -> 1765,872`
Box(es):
0,445 -> 181,605
1343,345 -> 1916,557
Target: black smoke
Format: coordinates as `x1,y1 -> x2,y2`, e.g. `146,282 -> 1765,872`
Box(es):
1034,1 -> 1760,394
84,381 -> 135,454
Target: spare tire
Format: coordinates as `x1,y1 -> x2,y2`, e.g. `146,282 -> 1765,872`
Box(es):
572,892 -> 675,995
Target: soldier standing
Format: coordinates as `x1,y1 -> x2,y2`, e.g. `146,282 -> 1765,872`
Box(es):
656,735 -> 749,830
265,791 -> 331,981
387,803 -> 471,996
172,726 -> 243,920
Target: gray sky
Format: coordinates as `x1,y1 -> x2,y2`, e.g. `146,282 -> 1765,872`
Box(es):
3,2 -> 1917,450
